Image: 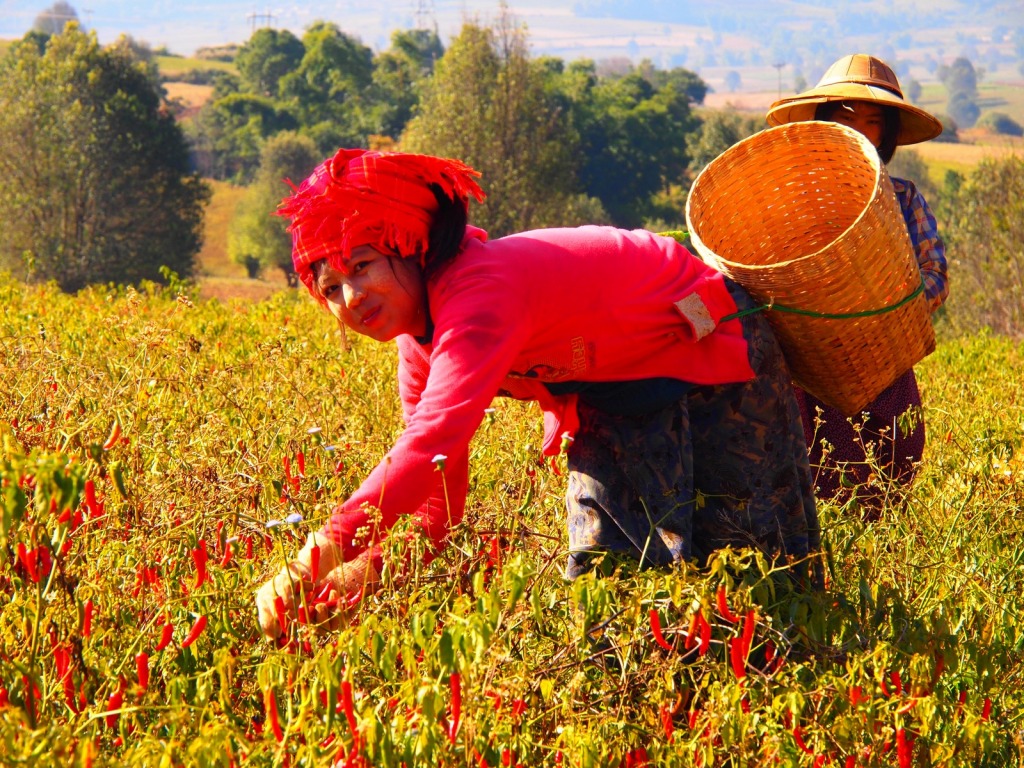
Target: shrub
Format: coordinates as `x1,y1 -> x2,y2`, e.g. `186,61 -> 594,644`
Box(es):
938,155 -> 1024,338
976,111 -> 1024,137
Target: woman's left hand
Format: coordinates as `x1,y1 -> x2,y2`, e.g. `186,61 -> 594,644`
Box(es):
254,533 -> 379,640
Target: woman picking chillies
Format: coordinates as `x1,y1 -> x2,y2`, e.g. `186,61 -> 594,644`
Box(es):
254,148 -> 822,639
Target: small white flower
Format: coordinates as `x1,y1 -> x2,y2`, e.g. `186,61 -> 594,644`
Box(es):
323,445 -> 337,452
307,426 -> 322,435
432,454 -> 448,463
284,512 -> 303,525
265,518 -> 283,529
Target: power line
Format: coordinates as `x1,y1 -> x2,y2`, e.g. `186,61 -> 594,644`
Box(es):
772,60 -> 786,99
412,0 -> 435,31
246,10 -> 276,35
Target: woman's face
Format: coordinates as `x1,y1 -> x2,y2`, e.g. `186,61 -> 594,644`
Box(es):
829,101 -> 885,148
317,246 -> 427,342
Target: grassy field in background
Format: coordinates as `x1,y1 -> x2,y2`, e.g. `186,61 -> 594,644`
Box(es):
155,54 -> 236,76
195,180 -> 288,302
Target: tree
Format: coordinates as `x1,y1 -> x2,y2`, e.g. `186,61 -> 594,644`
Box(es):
235,28 -> 305,98
369,29 -> 444,140
278,22 -> 375,153
724,70 -> 741,93
33,1 -> 78,36
686,108 -> 762,178
0,25 -> 209,292
904,78 -> 922,104
939,156 -> 1024,337
947,92 -> 981,129
931,113 -> 960,143
887,148 -> 938,201
938,57 -> 980,128
191,93 -> 299,182
559,61 -> 703,227
228,132 -> 320,282
402,15 -> 603,236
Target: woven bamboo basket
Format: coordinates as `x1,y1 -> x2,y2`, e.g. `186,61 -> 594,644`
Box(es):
685,121 -> 935,415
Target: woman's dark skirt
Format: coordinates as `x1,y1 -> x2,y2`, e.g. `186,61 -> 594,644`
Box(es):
564,281 -> 821,584
795,369 -> 925,514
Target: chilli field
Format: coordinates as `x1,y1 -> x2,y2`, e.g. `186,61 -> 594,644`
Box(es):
1,271 -> 1023,767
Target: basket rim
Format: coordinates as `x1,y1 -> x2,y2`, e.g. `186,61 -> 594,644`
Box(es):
685,122 -> 885,271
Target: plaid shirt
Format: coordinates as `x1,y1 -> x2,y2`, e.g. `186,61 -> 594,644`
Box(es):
892,176 -> 948,311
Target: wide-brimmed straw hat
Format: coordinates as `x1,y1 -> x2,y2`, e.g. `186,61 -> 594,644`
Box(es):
766,54 -> 943,145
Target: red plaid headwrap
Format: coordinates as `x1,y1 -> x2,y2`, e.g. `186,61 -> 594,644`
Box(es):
277,148 -> 486,298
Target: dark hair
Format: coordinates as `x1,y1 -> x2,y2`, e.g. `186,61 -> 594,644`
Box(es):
814,101 -> 901,164
422,183 -> 469,282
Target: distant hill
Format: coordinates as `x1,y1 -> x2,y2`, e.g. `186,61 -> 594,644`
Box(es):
5,0 -> 1020,110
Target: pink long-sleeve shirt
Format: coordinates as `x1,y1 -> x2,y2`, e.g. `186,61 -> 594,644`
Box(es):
321,225 -> 756,569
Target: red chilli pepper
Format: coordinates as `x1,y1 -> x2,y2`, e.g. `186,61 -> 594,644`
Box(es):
192,541 -> 209,588
181,615 -> 207,648
793,727 -> 814,755
891,670 -> 903,696
660,702 -> 674,743
274,595 -> 288,636
729,637 -> 747,680
982,697 -> 992,721
266,689 -> 284,742
511,698 -> 527,720
83,599 -> 95,637
84,479 -> 104,519
849,686 -> 863,708
310,545 -> 321,584
155,619 -> 174,651
697,611 -> 711,656
449,673 -> 461,743
896,727 -> 911,768
106,684 -> 124,729
340,679 -> 358,740
17,542 -> 38,583
741,609 -> 756,651
136,652 -> 150,692
684,610 -> 699,651
716,585 -> 739,623
649,609 -> 672,651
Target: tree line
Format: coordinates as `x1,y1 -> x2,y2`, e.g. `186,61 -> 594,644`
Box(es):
193,14 -> 718,282
0,11 -> 1021,342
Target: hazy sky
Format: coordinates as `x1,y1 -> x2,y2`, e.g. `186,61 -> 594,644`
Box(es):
1,0 -> 641,57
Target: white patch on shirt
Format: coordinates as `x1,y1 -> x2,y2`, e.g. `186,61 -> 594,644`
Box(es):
673,293 -> 716,341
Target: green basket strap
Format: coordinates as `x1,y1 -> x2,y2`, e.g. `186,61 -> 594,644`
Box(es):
721,282 -> 925,322
654,230 -> 927,323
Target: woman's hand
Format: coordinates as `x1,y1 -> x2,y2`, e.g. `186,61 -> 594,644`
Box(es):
255,532 -> 379,640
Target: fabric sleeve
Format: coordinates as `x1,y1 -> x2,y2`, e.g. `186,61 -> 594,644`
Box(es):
317,341 -> 470,575
318,266 -> 531,569
897,178 -> 949,312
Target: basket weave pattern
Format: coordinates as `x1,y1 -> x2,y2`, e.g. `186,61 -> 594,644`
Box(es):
685,122 -> 935,415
